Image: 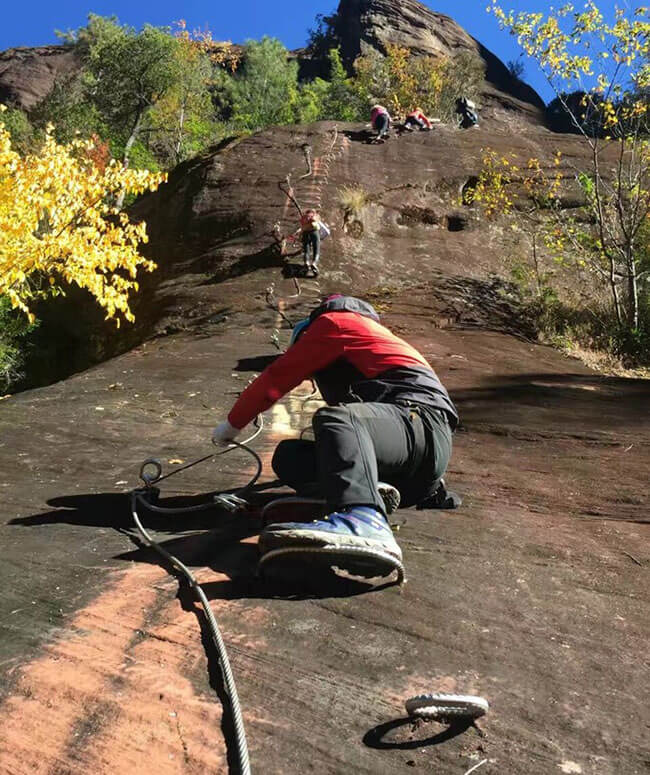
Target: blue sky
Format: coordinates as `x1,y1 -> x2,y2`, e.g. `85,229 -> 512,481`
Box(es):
0,1 -> 638,105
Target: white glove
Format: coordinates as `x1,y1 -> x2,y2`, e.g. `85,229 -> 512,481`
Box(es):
212,420 -> 241,446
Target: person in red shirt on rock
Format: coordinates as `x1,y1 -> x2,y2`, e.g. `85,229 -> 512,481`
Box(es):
404,107 -> 432,131
212,295 -> 460,565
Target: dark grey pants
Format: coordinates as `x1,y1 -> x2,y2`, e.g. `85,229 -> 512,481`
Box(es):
271,402 -> 452,515
405,116 -> 426,130
302,230 -> 320,264
374,113 -> 390,138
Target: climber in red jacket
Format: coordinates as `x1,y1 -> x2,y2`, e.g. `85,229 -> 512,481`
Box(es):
212,295 -> 460,565
404,107 -> 432,131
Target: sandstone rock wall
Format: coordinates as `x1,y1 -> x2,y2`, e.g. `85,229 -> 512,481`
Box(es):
0,44 -> 78,110
333,0 -> 545,123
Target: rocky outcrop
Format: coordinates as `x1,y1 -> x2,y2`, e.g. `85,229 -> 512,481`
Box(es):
0,44 -> 78,110
332,0 -> 546,123
19,115 -> 597,389
1,133 -> 648,775
1,2 -> 544,124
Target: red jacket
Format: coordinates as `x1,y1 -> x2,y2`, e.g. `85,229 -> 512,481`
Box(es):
407,109 -> 431,128
228,299 -> 458,429
300,212 -> 319,232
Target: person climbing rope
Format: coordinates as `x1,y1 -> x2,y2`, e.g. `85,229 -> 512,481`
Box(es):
293,208 -> 324,277
212,294 -> 461,570
370,104 -> 391,142
403,107 -> 432,131
455,97 -> 479,129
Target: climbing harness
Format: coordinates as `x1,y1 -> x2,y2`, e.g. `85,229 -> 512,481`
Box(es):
130,421 -> 265,775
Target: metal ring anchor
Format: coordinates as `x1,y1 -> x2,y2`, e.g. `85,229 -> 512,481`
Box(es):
139,457 -> 163,486
405,693 -> 489,721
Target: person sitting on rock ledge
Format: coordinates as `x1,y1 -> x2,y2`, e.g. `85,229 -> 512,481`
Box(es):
370,104 -> 391,142
403,107 -> 432,131
212,294 -> 461,566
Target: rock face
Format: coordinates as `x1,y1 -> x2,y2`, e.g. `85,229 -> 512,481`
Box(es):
20,116 -> 598,390
0,45 -> 78,110
0,2 -> 544,124
332,0 -> 546,122
0,22 -> 647,775
0,126 -> 648,772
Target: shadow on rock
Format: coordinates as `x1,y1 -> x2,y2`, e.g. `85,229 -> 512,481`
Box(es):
198,242 -> 283,285
342,129 -> 374,143
116,500 -> 398,600
233,354 -> 280,373
13,491 -> 394,600
118,530 -> 397,601
454,371 -> 650,422
363,716 -> 473,750
281,262 -> 313,279
8,492 -> 249,533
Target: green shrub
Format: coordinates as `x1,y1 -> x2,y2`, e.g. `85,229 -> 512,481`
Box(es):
0,107 -> 36,153
0,297 -> 39,394
224,37 -> 301,131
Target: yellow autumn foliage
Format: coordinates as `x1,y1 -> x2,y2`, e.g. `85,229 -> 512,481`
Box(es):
0,106 -> 166,325
465,150 -> 519,219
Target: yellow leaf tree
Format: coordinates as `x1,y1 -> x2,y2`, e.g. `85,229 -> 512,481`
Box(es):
353,44 -> 484,121
0,107 -> 166,325
488,2 -> 650,351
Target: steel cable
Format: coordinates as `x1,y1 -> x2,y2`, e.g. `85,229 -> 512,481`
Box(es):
130,430 -> 264,774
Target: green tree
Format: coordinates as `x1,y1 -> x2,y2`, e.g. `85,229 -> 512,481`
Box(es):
69,15 -> 183,168
227,37 -> 300,131
0,296 -> 38,393
321,48 -> 361,120
37,18 -> 220,170
299,48 -> 362,122
351,44 -> 483,121
30,73 -> 101,144
145,35 -> 219,165
489,2 -> 650,355
0,107 -> 36,153
306,13 -> 340,61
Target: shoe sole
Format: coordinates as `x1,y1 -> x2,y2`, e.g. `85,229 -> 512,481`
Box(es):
258,544 -> 405,582
260,527 -> 403,563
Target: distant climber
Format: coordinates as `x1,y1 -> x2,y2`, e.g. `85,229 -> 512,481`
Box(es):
403,107 -> 432,131
370,104 -> 391,142
293,208 -> 328,277
455,97 -> 479,129
212,294 -> 461,572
